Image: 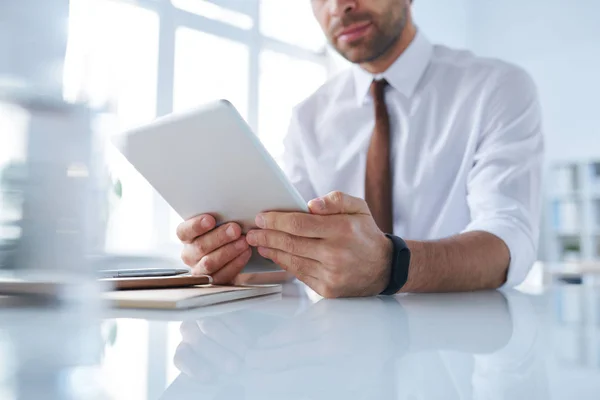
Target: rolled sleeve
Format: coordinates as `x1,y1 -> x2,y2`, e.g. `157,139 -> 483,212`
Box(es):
463,67 -> 544,288
465,217 -> 537,287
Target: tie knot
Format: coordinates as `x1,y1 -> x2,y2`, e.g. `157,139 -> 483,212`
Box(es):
370,79 -> 388,102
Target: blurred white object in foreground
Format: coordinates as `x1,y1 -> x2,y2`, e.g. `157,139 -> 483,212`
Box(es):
0,0 -> 105,304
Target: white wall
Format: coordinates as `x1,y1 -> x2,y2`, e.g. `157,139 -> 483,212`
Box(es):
413,0 -> 469,49
467,0 -> 600,163
413,0 -> 600,162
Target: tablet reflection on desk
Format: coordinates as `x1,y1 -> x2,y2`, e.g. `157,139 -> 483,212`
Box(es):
163,290 -> 549,400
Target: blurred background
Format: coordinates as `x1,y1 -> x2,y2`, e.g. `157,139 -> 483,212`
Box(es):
1,2 -> 599,399
417,0 -> 600,268
1,0 -> 600,271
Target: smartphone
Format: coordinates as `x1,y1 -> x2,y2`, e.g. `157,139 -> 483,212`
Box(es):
98,268 -> 190,279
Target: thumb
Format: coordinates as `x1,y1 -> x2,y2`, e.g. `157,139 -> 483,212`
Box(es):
308,191 -> 371,216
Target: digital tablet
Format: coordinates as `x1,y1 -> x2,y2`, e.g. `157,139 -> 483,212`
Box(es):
113,100 -> 308,273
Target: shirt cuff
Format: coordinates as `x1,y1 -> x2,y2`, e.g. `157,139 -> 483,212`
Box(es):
463,218 -> 536,288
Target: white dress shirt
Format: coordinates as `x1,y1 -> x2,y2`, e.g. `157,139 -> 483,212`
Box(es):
281,30 -> 544,287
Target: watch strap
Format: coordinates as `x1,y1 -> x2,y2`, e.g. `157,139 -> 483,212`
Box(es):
380,234 -> 411,295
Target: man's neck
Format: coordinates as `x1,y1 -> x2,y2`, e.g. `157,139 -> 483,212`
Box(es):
360,19 -> 417,74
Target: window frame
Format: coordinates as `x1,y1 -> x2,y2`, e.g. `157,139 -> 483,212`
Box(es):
126,0 -> 329,249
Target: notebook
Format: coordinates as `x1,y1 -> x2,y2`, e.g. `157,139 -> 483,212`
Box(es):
0,274 -> 211,295
105,292 -> 282,321
101,275 -> 212,290
103,284 -> 282,310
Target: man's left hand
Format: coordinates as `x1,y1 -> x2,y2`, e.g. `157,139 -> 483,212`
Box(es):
246,191 -> 393,298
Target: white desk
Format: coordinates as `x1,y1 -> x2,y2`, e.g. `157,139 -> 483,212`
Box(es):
0,281 -> 598,400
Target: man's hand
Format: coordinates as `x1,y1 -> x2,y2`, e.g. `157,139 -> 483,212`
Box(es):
246,191 -> 392,298
177,215 -> 252,284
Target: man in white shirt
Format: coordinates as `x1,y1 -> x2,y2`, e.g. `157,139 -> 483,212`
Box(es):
177,0 -> 543,298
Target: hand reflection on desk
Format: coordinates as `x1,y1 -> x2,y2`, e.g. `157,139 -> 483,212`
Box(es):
172,298 -> 401,399
173,284 -> 307,383
175,314 -> 255,382
168,290 -> 549,400
241,298 -> 402,399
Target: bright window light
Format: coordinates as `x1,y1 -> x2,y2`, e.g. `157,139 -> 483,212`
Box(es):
259,50 -> 327,162
173,27 -> 249,117
64,0 -> 159,253
171,0 -> 254,30
260,0 -> 326,52
102,319 -> 149,399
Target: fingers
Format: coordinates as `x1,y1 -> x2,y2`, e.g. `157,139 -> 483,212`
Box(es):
308,191 -> 371,216
210,248 -> 252,284
181,222 -> 242,267
180,322 -> 240,373
176,214 -> 216,243
255,212 -> 337,238
197,319 -> 248,360
173,342 -> 214,382
246,229 -> 322,260
257,247 -> 320,283
192,237 -> 249,275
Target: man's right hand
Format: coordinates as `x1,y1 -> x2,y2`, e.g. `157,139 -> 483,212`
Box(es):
177,215 -> 252,284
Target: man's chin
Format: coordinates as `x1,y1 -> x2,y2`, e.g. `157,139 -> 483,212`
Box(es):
338,49 -> 380,65
334,41 -> 381,64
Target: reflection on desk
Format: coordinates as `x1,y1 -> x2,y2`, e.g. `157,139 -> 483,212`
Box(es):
162,289 -> 594,400
0,282 -> 598,400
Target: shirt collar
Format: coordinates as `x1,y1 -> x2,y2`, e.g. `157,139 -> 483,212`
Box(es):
352,29 -> 433,106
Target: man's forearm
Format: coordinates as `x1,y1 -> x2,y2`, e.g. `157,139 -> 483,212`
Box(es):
401,231 -> 510,293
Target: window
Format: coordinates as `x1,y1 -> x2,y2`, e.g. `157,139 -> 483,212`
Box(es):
171,0 -> 253,30
64,0 -> 159,129
259,50 -> 327,161
260,0 -> 326,52
173,27 -> 249,117
65,0 -> 330,253
65,0 -> 159,253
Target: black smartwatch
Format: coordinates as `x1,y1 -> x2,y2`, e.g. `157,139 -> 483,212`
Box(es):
379,234 -> 411,295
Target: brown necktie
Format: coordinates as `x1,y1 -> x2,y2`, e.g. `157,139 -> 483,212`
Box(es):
365,79 -> 394,234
